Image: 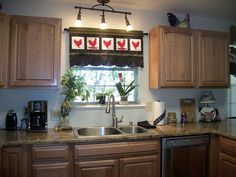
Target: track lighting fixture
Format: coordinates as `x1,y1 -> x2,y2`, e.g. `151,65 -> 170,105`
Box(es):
125,14 -> 132,31
75,8 -> 82,26
74,0 -> 132,30
100,11 -> 107,29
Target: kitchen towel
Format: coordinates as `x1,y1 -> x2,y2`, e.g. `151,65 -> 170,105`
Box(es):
152,101 -> 166,126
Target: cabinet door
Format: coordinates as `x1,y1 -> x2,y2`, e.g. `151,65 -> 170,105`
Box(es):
0,12 -> 9,87
198,30 -> 229,87
120,155 -> 159,177
10,15 -> 61,87
75,159 -> 118,177
3,147 -> 28,177
149,26 -> 196,88
0,148 -> 2,177
219,153 -> 236,177
32,162 -> 70,177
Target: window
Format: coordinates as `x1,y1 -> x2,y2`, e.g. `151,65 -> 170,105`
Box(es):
72,66 -> 138,103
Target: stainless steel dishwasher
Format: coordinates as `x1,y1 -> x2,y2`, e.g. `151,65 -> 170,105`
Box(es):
161,134 -> 209,177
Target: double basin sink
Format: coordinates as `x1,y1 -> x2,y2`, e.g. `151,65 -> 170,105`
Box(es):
74,126 -> 149,136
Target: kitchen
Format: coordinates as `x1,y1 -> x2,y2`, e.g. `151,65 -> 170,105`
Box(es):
0,0 -> 236,177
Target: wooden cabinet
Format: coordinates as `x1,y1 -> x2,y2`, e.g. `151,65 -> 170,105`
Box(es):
219,136 -> 236,177
0,148 -> 2,177
149,26 -> 229,88
120,155 -> 159,177
9,15 -> 61,88
2,146 -> 29,177
32,163 -> 70,177
197,30 -> 229,87
32,145 -> 71,177
74,140 -> 160,177
1,141 -> 160,177
0,12 -> 9,88
75,159 -> 118,177
149,26 -> 196,88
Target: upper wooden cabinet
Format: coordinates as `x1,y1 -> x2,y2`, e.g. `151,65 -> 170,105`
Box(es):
0,12 -> 9,88
149,26 -> 229,88
197,30 -> 229,87
9,15 -> 61,88
149,26 -> 196,88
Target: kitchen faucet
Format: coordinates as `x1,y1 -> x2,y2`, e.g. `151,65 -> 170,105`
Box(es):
105,94 -> 123,128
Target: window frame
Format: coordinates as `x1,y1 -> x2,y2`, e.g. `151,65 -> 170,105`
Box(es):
72,66 -> 139,104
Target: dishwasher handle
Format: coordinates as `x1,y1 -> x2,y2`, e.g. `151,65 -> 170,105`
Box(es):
162,135 -> 209,149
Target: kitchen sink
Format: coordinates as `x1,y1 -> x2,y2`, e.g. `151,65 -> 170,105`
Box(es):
118,126 -> 149,134
76,127 -> 123,136
74,126 -> 149,137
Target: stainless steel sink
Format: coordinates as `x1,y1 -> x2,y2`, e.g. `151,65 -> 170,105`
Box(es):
76,127 -> 123,136
118,126 -> 149,134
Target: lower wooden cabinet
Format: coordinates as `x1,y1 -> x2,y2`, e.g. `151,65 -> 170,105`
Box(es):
32,162 -> 70,177
75,159 -> 118,177
2,146 -> 28,177
74,141 -> 160,177
219,136 -> 236,177
1,141 -> 160,177
120,155 -> 159,177
219,153 -> 236,177
32,145 -> 71,177
0,148 -> 2,177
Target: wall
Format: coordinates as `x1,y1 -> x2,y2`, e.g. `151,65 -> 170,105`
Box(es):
0,0 -> 235,128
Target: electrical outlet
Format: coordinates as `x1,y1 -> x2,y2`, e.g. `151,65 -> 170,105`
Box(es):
51,109 -> 60,121
145,101 -> 153,111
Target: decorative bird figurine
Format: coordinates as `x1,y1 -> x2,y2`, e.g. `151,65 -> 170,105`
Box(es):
167,13 -> 190,28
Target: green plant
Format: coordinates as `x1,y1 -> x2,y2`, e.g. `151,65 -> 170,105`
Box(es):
95,89 -> 114,100
95,89 -> 114,104
60,68 -> 90,117
115,80 -> 135,97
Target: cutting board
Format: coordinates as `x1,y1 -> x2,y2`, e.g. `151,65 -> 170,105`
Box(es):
180,98 -> 196,122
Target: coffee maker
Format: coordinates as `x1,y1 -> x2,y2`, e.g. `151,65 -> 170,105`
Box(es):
27,100 -> 47,132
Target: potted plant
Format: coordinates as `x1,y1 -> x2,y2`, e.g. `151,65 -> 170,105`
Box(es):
96,89 -> 114,104
115,80 -> 136,105
60,68 -> 90,128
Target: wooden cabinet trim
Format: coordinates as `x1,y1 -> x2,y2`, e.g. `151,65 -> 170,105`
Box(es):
32,145 -> 69,161
75,141 -> 159,158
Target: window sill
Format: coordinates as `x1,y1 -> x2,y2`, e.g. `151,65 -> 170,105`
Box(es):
72,103 -> 146,110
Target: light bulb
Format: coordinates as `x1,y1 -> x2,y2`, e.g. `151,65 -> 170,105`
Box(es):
100,11 -> 107,29
125,14 -> 132,31
75,9 -> 82,27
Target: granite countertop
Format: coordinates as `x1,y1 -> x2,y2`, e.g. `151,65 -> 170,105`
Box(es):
1,119 -> 236,147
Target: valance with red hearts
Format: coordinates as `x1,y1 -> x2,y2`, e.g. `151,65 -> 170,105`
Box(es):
66,27 -> 145,68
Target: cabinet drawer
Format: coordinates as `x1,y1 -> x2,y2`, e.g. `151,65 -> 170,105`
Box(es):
32,162 -> 70,177
75,141 -> 159,158
219,136 -> 236,155
32,145 -> 69,161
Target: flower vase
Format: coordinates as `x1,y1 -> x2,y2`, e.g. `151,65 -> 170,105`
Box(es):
119,96 -> 129,105
60,116 -> 71,130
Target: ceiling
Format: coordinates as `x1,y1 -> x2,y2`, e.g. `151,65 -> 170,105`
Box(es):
29,0 -> 236,21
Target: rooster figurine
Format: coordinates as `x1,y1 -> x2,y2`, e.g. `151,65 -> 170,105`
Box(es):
167,13 -> 190,28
